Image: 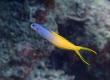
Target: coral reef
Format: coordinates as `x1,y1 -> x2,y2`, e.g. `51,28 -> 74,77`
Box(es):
1,0 -> 110,80
0,0 -> 56,80
30,0 -> 110,80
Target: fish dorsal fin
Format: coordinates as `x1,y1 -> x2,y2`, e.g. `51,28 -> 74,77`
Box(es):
50,30 -> 69,42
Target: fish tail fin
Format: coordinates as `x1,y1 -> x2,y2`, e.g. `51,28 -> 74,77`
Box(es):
74,46 -> 97,65
79,46 -> 97,55
75,50 -> 90,65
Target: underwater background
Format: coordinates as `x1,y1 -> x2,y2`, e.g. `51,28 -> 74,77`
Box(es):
0,0 -> 110,80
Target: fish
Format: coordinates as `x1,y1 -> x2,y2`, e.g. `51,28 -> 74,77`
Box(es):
31,23 -> 97,65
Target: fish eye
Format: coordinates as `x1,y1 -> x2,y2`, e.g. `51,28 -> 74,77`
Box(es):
31,24 -> 35,27
31,23 -> 36,28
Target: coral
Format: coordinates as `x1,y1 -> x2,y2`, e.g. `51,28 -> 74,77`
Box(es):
32,9 -> 47,23
39,0 -> 55,9
25,68 -> 75,80
16,42 -> 47,77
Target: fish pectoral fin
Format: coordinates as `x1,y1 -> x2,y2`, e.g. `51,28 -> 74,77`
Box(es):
75,50 -> 90,65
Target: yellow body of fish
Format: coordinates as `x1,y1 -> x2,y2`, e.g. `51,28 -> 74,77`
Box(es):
50,30 -> 97,65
